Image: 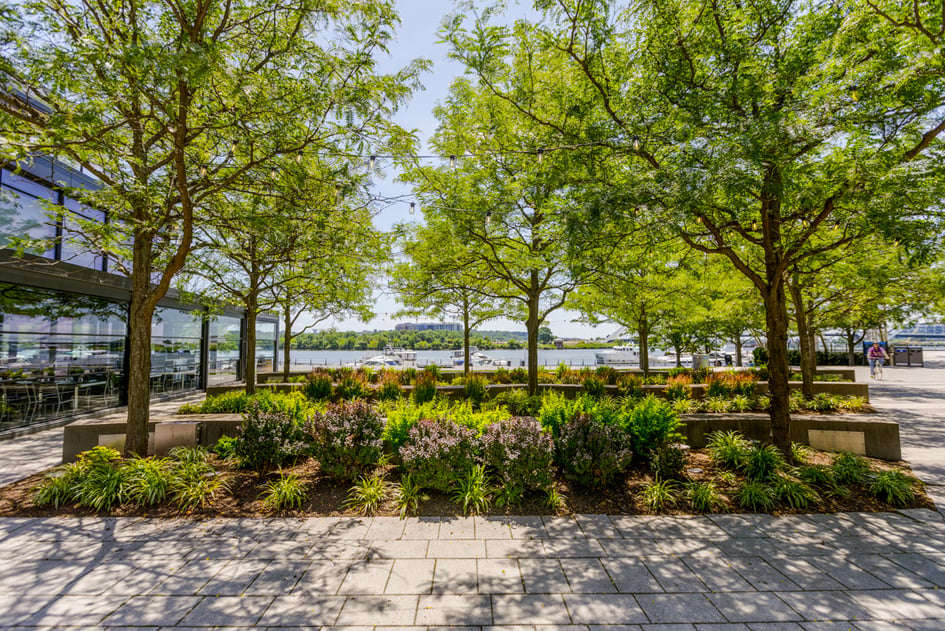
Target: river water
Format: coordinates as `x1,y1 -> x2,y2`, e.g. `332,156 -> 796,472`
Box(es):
280,348 -> 683,369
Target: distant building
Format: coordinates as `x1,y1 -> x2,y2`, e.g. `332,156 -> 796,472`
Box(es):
890,324 -> 945,345
395,322 -> 462,332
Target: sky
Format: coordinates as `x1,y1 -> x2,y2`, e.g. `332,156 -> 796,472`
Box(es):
310,0 -> 613,340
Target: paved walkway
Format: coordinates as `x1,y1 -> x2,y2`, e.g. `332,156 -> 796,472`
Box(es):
0,364 -> 944,628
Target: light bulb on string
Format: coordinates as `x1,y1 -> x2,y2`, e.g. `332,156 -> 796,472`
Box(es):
485,210 -> 492,226
632,135 -> 641,152
409,202 -> 415,215
695,215 -> 702,224
751,220 -> 757,231
449,155 -> 457,169
270,166 -> 277,179
369,155 -> 376,171
296,151 -> 303,164
230,141 -> 237,154
536,149 -> 544,164
200,165 -> 207,177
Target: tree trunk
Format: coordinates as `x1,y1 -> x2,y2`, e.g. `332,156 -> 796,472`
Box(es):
125,238 -> 155,457
763,283 -> 793,460
282,303 -> 292,382
845,330 -> 857,366
674,345 -> 682,368
526,278 -> 540,396
734,336 -> 743,368
637,312 -> 649,377
244,296 -> 258,395
463,300 -> 470,379
788,281 -> 815,399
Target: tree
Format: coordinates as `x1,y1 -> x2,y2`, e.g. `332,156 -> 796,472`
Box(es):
1,0 -> 424,454
180,168 -> 387,393
537,326 -> 554,344
451,0 -> 945,457
392,220 -> 504,376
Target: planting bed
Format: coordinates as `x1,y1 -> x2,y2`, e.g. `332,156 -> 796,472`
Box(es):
0,446 -> 930,518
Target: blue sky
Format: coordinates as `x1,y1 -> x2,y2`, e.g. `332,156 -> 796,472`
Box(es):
317,0 -> 611,340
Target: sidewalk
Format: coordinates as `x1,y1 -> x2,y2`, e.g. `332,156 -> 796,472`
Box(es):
0,369 -> 943,628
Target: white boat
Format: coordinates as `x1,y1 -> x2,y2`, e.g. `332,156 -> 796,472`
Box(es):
355,345 -> 417,369
451,347 -> 511,367
595,345 -> 640,365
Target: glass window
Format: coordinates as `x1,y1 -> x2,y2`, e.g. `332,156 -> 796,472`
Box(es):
0,283 -> 126,430
0,183 -> 57,257
208,315 -> 241,385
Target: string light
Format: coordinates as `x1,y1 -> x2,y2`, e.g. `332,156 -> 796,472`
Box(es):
270,166 -> 277,179
632,136 -> 641,152
296,151 -> 303,164
536,149 -> 544,163
230,141 -> 238,154
200,165 -> 207,177
696,216 -> 702,224
409,202 -> 415,215
449,155 -> 457,168
485,210 -> 492,226
751,220 -> 757,231
369,155 -> 377,171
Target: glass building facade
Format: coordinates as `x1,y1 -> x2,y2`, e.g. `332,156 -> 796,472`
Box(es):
0,160 -> 278,434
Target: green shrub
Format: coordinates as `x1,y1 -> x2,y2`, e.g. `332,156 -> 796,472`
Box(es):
464,374 -> 489,407
306,401 -> 385,479
261,472 -> 308,511
773,476 -> 819,509
377,369 -> 403,401
555,413 -> 633,488
452,464 -> 492,515
706,430 -> 750,470
728,394 -> 754,412
743,444 -> 785,482
686,481 -> 726,513
641,478 -> 679,512
509,367 -> 528,383
335,371 -> 371,401
482,416 -> 554,500
399,418 -> 480,492
493,367 -> 513,384
832,452 -> 871,485
790,442 -> 812,464
649,443 -> 688,480
214,435 -> 238,460
665,374 -> 692,401
413,370 -> 438,404
449,401 -> 509,435
171,463 -> 226,512
304,370 -> 334,401
870,470 -> 916,506
671,398 -> 697,415
582,374 -> 606,396
537,390 -> 578,439
736,480 -> 776,511
702,396 -> 731,413
121,456 -> 173,506
626,395 -> 682,460
392,473 -> 428,518
71,447 -> 125,512
616,373 -> 644,397
595,365 -> 618,384
490,389 -> 541,416
234,403 -> 308,471
179,391 -> 250,414
344,474 -> 389,515
32,461 -> 85,508
382,399 -> 437,452
797,465 -> 849,499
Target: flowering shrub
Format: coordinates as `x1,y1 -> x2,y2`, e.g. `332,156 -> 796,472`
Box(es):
627,395 -> 683,459
306,401 -> 385,479
665,374 -> 693,401
482,417 -> 554,498
555,413 -> 633,488
399,418 -> 480,492
235,403 -> 308,471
